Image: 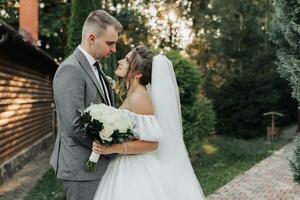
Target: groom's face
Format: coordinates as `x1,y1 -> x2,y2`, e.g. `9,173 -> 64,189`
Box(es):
91,25 -> 119,59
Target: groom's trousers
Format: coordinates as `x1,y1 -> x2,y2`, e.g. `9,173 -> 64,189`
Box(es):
62,179 -> 100,200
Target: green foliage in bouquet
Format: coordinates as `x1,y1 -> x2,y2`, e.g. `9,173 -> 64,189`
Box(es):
289,137 -> 300,184
85,160 -> 97,172
79,107 -> 134,172
79,111 -> 104,142
109,129 -> 135,144
79,110 -> 134,145
80,110 -> 104,171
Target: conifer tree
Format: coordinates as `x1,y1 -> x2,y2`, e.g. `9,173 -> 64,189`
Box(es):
65,0 -> 101,56
270,0 -> 300,184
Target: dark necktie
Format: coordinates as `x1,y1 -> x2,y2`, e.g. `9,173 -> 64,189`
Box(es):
93,62 -> 111,105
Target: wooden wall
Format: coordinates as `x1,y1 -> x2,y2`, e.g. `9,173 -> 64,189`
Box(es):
0,58 -> 54,165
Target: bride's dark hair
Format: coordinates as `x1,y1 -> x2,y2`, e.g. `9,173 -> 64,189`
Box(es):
125,45 -> 153,86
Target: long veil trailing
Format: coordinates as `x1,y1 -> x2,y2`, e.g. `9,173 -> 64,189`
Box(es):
147,54 -> 206,199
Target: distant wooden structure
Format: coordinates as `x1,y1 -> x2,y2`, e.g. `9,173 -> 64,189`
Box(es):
263,111 -> 284,142
0,21 -> 57,183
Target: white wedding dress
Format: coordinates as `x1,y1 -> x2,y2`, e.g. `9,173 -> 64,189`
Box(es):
93,110 -> 170,200
93,55 -> 206,200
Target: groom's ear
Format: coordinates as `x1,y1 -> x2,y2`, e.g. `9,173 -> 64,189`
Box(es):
88,34 -> 96,43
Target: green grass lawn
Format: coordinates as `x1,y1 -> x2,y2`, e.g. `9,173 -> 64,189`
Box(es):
25,136 -> 292,199
192,136 -> 292,195
25,169 -> 64,200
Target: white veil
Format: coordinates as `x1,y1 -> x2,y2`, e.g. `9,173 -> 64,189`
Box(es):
147,55 -> 206,199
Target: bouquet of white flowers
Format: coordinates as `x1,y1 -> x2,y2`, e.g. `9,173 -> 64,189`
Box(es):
79,103 -> 134,172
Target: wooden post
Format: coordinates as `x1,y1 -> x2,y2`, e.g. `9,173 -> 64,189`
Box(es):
263,111 -> 284,143
270,113 -> 274,141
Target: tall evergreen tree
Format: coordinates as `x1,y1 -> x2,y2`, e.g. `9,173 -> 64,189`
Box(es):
185,0 -> 297,137
270,0 -> 300,184
0,0 -> 19,29
0,0 -> 71,61
65,0 -> 101,56
39,0 -> 71,62
269,0 -> 300,133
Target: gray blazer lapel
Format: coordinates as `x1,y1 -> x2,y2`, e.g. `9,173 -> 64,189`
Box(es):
73,48 -> 108,104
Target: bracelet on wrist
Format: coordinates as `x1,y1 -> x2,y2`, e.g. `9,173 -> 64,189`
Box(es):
123,143 -> 128,154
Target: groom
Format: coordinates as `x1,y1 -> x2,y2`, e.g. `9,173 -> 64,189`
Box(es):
50,10 -> 122,200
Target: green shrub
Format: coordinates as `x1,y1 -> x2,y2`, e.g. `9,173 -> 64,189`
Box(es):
209,69 -> 297,138
183,96 -> 216,151
165,51 -> 216,152
165,51 -> 201,105
289,137 -> 300,184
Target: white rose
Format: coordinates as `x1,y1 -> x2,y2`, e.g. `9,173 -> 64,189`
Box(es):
85,104 -> 117,122
89,109 -> 102,121
100,124 -> 114,142
84,104 -> 97,113
114,112 -> 134,132
103,112 -> 119,125
95,104 -> 111,115
115,121 -> 128,133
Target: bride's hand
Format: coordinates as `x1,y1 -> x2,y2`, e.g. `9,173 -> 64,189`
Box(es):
92,142 -> 118,154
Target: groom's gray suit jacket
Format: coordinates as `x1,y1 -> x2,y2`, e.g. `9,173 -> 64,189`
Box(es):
50,48 -> 115,181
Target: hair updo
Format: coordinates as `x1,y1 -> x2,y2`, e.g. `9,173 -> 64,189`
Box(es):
126,46 -> 153,86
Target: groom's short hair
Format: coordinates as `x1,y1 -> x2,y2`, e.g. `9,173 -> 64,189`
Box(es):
82,10 -> 122,37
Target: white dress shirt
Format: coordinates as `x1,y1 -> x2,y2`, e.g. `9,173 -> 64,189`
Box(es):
78,45 -> 100,82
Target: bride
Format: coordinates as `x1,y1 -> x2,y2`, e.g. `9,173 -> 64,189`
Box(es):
92,46 -> 206,200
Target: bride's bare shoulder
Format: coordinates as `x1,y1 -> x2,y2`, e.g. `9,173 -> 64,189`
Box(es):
129,90 -> 154,115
